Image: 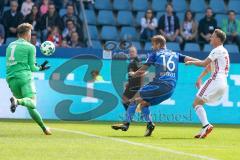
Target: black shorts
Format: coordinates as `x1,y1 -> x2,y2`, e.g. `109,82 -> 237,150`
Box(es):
123,85 -> 141,99
123,77 -> 141,99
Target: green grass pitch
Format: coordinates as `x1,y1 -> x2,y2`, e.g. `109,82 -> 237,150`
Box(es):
0,120 -> 239,160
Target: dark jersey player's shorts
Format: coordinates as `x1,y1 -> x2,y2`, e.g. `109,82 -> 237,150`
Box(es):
123,76 -> 142,99
139,81 -> 174,106
123,85 -> 141,99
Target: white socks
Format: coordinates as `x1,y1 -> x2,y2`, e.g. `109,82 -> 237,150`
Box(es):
195,105 -> 209,127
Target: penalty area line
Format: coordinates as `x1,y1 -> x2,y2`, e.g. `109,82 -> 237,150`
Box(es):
52,128 -> 219,160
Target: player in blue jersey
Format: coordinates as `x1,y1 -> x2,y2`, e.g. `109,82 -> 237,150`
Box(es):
112,35 -> 199,136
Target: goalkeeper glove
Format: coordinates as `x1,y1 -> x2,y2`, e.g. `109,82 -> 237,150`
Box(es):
39,60 -> 50,71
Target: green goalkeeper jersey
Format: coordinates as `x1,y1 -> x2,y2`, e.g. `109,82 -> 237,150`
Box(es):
6,38 -> 40,80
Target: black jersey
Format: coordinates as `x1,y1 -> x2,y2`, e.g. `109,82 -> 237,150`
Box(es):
128,57 -> 142,88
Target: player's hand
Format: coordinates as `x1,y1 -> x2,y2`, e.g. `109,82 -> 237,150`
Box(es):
128,71 -> 135,77
196,78 -> 202,89
39,60 -> 50,71
185,61 -> 193,65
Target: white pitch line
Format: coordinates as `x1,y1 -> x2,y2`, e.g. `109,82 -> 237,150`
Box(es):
52,128 -> 219,160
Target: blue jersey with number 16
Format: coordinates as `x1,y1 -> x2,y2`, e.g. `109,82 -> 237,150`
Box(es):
145,49 -> 186,87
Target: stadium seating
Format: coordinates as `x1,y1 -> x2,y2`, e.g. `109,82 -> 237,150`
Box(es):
215,14 -> 228,26
209,0 -> 226,13
195,13 -> 205,22
228,0 -> 240,13
132,0 -> 148,11
3,6 -> 10,12
120,27 -> 138,41
236,14 -> 240,20
156,12 -> 165,19
131,41 -> 142,50
135,11 -> 145,26
5,37 -> 17,45
117,11 -> 134,26
59,9 -> 67,17
151,0 -> 167,12
177,12 -> 185,24
88,25 -> 99,40
101,26 -> 119,41
97,10 -> 116,26
167,42 -> 180,51
113,0 -> 131,11
94,0 -> 112,10
172,0 -> 187,12
91,40 -> 102,49
83,10 -> 97,25
184,43 -> 200,51
2,0 -> 239,54
189,0 -> 206,13
224,44 -> 239,53
203,44 -> 213,52
144,42 -> 152,50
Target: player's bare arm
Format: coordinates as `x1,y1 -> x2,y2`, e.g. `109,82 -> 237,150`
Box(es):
184,56 -> 201,62
28,45 -> 50,72
195,65 -> 211,89
129,64 -> 149,78
185,57 -> 212,67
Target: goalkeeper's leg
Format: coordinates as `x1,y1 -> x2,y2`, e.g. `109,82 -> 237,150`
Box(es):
18,79 -> 51,135
17,97 -> 51,135
17,97 -> 45,129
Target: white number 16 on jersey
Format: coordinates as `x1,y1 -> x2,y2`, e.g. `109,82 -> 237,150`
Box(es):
160,55 -> 176,72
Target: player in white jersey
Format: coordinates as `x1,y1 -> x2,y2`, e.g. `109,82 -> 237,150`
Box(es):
186,29 -> 230,138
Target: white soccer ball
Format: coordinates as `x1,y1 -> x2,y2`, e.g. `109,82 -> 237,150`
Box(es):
40,41 -> 55,56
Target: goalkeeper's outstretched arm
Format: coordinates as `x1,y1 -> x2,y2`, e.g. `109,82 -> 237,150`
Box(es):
28,46 -> 40,72
28,46 -> 50,72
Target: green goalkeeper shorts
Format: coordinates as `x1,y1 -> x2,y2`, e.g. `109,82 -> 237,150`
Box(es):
7,77 -> 36,99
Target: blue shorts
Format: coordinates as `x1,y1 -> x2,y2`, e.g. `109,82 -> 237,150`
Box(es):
139,81 -> 174,106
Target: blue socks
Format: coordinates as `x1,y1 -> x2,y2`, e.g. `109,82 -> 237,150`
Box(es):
141,106 -> 152,123
124,103 -> 152,124
125,102 -> 137,123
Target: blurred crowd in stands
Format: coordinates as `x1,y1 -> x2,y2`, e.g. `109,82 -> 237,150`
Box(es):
0,0 -> 239,52
140,3 -> 240,50
0,0 -> 90,48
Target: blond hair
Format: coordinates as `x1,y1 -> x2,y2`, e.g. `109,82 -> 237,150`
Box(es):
214,29 -> 226,43
17,23 -> 32,37
151,35 -> 166,48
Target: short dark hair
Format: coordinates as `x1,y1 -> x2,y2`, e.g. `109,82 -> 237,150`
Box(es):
184,10 -> 194,21
66,19 -> 75,25
10,0 -> 18,4
48,2 -> 55,7
71,31 -> 79,39
214,29 -> 226,43
151,35 -> 166,48
91,70 -> 99,75
206,7 -> 213,11
165,3 -> 173,9
228,10 -> 236,15
67,3 -> 74,8
17,23 -> 32,36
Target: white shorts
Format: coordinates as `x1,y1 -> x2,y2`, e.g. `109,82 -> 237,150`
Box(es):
196,78 -> 227,103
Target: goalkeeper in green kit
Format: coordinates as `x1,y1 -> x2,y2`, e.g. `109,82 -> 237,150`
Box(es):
6,23 -> 52,135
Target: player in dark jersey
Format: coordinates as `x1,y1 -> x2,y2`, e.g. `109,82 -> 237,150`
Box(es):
112,35 -> 199,136
122,46 -> 142,110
